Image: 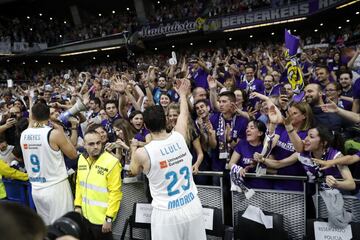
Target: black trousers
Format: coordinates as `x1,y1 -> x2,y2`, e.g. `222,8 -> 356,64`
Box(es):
84,217 -> 113,240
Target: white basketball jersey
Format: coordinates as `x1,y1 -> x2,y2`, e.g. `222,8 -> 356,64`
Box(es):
21,126 -> 68,190
144,131 -> 198,210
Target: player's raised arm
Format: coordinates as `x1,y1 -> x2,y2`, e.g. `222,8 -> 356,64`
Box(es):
174,78 -> 191,139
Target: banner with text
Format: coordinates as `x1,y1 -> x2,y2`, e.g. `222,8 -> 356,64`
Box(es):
219,0 -> 343,31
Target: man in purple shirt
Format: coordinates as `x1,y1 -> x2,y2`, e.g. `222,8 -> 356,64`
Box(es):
238,65 -> 265,107
191,59 -> 211,90
209,91 -> 248,173
339,70 -> 354,97
311,65 -> 333,89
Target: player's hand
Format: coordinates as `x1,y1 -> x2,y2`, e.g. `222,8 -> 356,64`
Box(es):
192,162 -> 200,174
102,221 -> 112,233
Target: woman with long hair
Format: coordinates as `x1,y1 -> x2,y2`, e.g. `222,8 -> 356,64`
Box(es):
269,102 -> 314,191
256,125 -> 355,191
228,120 -> 272,189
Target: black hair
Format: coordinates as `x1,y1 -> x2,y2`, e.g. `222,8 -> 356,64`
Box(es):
86,123 -> 106,133
104,99 -> 118,109
31,102 -> 50,121
245,64 -> 256,71
219,91 -> 236,102
250,119 -> 267,142
90,97 -> 102,107
194,99 -> 210,107
314,125 -> 344,153
338,69 -> 353,80
129,110 -> 143,121
143,105 -> 166,133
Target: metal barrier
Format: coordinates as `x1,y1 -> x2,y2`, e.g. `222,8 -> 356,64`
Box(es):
232,174 -> 307,240
315,180 -> 360,222
112,171 -> 225,240
196,171 -> 224,223
112,180 -> 148,240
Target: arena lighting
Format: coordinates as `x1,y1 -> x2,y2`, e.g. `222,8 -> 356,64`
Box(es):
314,29 -> 318,32
223,17 -> 306,32
271,32 -> 275,35
209,40 -> 212,43
0,53 -> 15,56
250,35 -> 253,38
154,47 -> 158,50
293,29 -> 297,32
60,49 -> 98,56
112,10 -> 115,14
93,57 -> 96,60
60,60 -> 64,63
229,37 -> 232,40
39,13 -> 42,16
320,23 -> 323,26
126,7 -> 130,11
99,13 -> 102,17
190,42 -> 193,45
27,16 -> 30,19
22,62 -> 25,64
100,46 -> 122,51
6,59 -> 10,62
357,11 -> 359,14
48,62 -> 51,65
107,54 -> 110,57
35,60 -> 38,63
172,45 -> 175,48
50,17 -> 53,20
346,19 -> 350,22
336,0 -> 360,9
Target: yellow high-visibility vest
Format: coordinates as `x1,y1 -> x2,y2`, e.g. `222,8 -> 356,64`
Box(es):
76,151 -> 122,224
0,160 -> 28,199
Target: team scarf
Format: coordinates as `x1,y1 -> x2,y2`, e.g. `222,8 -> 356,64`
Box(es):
217,113 -> 237,162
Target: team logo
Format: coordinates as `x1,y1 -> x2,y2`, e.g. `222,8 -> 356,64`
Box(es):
160,160 -> 168,169
23,144 -> 28,149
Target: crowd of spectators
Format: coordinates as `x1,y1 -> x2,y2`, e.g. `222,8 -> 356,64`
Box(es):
0,16 -> 360,234
0,10 -> 137,47
207,0 -> 271,17
148,0 -> 206,23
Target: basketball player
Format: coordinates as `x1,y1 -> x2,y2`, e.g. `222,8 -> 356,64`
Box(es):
21,102 -> 78,225
130,79 -> 206,240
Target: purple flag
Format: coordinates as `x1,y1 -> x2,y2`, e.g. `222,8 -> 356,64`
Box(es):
285,29 -> 300,56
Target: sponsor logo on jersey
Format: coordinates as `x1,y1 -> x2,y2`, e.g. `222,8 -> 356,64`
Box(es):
160,160 -> 168,169
23,144 -> 28,149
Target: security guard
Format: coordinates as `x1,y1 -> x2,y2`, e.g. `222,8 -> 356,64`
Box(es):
0,159 -> 28,200
74,130 -> 122,240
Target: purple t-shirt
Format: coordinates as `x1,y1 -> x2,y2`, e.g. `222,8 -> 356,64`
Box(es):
299,148 -> 341,189
238,78 -> 265,107
192,68 -> 209,90
271,125 -> 307,191
353,78 -> 360,100
234,140 -> 273,189
134,128 -> 150,142
209,112 -> 248,171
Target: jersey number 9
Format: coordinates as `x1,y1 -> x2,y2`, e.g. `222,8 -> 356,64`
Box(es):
30,154 -> 40,173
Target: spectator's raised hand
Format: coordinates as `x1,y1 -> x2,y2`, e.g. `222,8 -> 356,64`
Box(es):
320,100 -> 339,113
268,104 -> 283,124
207,75 -> 217,90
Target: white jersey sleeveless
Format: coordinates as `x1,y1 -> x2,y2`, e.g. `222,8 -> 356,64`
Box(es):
21,126 -> 68,190
144,131 -> 198,210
